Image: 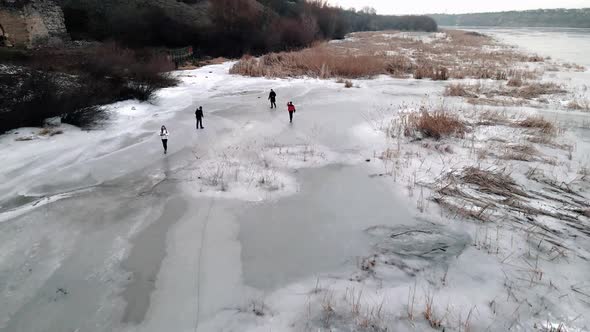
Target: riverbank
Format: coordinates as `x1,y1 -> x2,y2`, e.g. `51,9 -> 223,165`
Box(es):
230,29 -> 584,80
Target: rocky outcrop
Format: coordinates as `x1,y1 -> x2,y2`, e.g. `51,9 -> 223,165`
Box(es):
0,0 -> 68,48
32,0 -> 67,41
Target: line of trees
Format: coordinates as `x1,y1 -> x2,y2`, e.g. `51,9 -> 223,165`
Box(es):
429,8 -> 590,28
59,0 -> 438,57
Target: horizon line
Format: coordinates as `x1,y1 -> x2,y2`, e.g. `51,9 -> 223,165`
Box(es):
424,7 -> 589,16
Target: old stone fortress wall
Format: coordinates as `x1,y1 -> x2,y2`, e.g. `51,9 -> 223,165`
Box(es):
0,0 -> 68,48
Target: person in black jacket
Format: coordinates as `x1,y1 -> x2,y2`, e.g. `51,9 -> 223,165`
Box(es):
268,89 -> 277,109
195,106 -> 204,129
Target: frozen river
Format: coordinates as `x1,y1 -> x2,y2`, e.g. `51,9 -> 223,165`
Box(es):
1,28 -> 589,332
0,63 -> 428,331
451,26 -> 590,67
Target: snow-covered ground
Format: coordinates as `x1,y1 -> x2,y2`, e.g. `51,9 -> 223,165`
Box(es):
1,30 -> 590,332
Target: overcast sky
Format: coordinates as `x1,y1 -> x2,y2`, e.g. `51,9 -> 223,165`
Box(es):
329,0 -> 590,15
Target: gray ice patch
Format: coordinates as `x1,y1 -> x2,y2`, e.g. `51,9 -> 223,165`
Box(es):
362,224 -> 471,277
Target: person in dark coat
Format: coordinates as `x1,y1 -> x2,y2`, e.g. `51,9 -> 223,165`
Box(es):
287,101 -> 296,123
195,106 -> 204,129
268,89 -> 277,109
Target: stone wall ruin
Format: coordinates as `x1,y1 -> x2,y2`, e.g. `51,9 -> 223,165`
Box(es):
0,0 -> 68,48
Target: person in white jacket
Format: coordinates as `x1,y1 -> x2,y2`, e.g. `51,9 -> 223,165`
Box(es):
159,125 -> 169,154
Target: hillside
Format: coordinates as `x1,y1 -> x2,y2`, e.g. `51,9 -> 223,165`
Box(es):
0,0 -> 437,134
58,0 -> 212,47
429,8 -> 590,28
57,0 -> 437,56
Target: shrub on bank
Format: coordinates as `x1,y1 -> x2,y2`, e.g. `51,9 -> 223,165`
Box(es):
0,71 -> 106,131
0,44 -> 178,133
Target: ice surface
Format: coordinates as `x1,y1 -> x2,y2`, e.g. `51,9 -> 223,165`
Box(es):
1,28 -> 589,332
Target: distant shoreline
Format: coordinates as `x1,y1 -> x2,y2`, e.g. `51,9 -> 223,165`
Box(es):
429,8 -> 590,29
442,26 -> 590,30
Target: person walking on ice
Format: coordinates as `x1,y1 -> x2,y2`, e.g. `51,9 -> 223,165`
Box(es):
159,125 -> 169,154
268,89 -> 277,109
195,106 -> 204,129
287,101 -> 296,123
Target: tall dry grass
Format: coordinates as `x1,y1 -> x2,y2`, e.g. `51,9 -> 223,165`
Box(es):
231,29 -> 562,80
230,46 -> 386,78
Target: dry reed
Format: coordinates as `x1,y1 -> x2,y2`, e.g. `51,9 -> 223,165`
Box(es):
231,29 -> 565,80
405,110 -> 466,140
518,116 -> 556,135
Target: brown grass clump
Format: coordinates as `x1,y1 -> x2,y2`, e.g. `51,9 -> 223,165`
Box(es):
467,98 -> 526,107
567,99 -> 590,111
502,144 -> 538,162
507,77 -> 524,87
413,65 -> 431,80
459,167 -> 529,198
445,29 -> 491,47
434,67 -> 449,81
406,110 -> 466,140
477,110 -> 510,126
38,128 -> 52,136
489,81 -> 564,99
423,296 -> 443,328
562,63 -> 587,71
451,81 -> 565,107
518,116 -> 556,135
515,82 -> 565,99
229,55 -> 265,77
386,55 -> 414,77
414,65 -> 449,80
445,83 -> 478,97
433,166 -> 529,222
527,55 -> 545,62
35,128 -> 64,137
527,135 -> 552,145
15,136 -> 34,141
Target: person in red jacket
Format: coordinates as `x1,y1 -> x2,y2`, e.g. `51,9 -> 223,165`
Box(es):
287,101 -> 296,123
